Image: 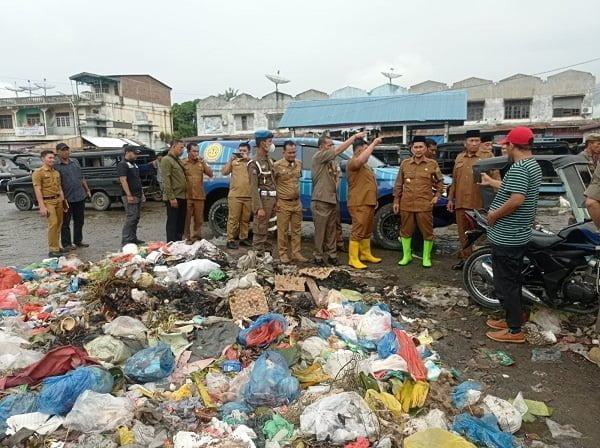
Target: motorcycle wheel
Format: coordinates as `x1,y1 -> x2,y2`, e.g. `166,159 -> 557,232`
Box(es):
462,247 -> 502,309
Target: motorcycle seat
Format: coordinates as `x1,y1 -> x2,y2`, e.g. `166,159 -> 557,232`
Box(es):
529,232 -> 562,249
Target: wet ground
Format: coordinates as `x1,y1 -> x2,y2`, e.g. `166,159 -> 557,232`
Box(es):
0,196 -> 597,446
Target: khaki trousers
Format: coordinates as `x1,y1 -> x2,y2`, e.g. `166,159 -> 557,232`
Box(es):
456,208 -> 476,259
45,199 -> 63,252
253,196 -> 277,253
349,205 -> 376,241
184,199 -> 205,242
400,210 -> 434,240
226,197 -> 252,241
312,200 -> 338,260
277,198 -> 302,258
336,206 -> 344,247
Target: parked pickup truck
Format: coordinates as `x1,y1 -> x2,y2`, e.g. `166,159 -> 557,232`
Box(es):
196,138 -> 454,250
6,148 -> 160,211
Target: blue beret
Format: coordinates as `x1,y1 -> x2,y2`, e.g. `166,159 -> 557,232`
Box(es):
254,130 -> 273,139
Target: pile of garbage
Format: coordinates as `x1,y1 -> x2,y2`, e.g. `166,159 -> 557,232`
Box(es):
0,240 -> 586,447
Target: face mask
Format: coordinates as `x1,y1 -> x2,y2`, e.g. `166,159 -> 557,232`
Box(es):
268,143 -> 276,153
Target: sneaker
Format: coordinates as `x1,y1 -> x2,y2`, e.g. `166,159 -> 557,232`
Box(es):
452,260 -> 465,270
486,319 -> 508,330
75,242 -> 90,248
326,257 -> 339,266
226,241 -> 239,250
486,329 -> 526,344
239,239 -> 253,247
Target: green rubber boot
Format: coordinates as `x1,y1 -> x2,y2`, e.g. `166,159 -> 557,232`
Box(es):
422,240 -> 434,268
398,237 -> 412,266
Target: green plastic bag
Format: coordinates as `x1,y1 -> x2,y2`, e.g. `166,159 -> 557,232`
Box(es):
262,414 -> 295,441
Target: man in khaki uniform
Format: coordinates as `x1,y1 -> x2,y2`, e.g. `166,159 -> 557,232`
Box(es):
248,130 -> 277,256
32,150 -> 67,257
479,134 -> 495,154
274,141 -> 308,263
347,136 -> 383,269
393,136 -> 444,268
579,133 -> 600,175
161,140 -> 187,242
447,130 -> 496,270
312,131 -> 367,266
222,142 -> 252,249
182,143 -> 213,243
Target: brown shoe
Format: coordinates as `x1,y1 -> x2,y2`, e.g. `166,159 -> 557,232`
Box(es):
486,329 -> 526,344
292,254 -> 309,262
486,319 -> 508,330
279,255 -> 291,263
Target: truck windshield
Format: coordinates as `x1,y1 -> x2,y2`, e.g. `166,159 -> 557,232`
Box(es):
340,148 -> 386,168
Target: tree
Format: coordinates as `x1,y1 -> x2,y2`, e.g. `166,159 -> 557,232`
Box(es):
219,87 -> 239,102
171,99 -> 199,140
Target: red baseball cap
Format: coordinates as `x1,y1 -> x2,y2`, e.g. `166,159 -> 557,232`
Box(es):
498,127 -> 534,145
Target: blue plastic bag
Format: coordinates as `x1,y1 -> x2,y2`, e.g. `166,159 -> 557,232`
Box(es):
38,366 -> 113,416
124,342 -> 175,383
377,331 -> 400,359
244,351 -> 300,408
0,392 -> 38,434
453,413 -> 516,448
452,381 -> 483,409
317,323 -> 332,339
221,400 -> 252,418
237,313 -> 287,348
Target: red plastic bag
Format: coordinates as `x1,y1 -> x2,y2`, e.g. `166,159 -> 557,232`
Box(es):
394,329 -> 427,382
0,267 -> 21,289
0,285 -> 28,310
345,438 -> 370,448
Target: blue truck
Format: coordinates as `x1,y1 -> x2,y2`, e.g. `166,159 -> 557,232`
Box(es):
197,137 -> 454,250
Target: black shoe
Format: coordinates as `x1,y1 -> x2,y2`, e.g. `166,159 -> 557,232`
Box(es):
314,258 -> 325,266
59,247 -> 69,253
227,241 -> 239,250
326,257 -> 339,266
337,244 -> 347,253
64,244 -> 77,251
75,242 -> 90,248
452,260 -> 465,270
133,239 -> 146,245
48,251 -> 62,257
239,239 -> 253,247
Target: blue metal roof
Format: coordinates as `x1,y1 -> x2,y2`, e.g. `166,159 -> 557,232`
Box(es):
279,90 -> 467,128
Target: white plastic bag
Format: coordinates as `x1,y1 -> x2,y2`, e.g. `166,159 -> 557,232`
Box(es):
103,316 -> 148,340
483,394 -> 524,433
64,391 -> 134,432
84,335 -> 132,365
357,307 -> 392,341
545,418 -> 582,439
6,412 -> 65,436
175,259 -> 220,281
370,354 -> 408,374
323,349 -> 360,378
0,331 -> 44,370
300,391 -> 379,444
300,337 -> 330,361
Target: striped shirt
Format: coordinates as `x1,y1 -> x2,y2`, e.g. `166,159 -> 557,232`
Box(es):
488,157 -> 542,246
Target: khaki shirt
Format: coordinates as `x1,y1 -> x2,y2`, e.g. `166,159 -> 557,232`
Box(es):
32,166 -> 61,198
161,154 -> 187,200
274,159 -> 302,200
311,149 -> 338,204
579,150 -> 597,179
228,159 -> 251,198
585,163 -> 600,201
347,158 -> 377,206
448,150 -> 495,210
182,158 -> 209,200
248,156 -> 276,211
393,157 -> 444,212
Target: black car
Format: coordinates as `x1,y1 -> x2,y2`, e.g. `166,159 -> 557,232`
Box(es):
0,154 -> 30,193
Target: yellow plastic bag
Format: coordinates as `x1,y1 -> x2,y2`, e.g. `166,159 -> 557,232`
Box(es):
118,426 -> 135,446
364,389 -> 403,419
163,383 -> 194,401
404,428 -> 476,448
292,363 -> 331,387
395,380 -> 430,412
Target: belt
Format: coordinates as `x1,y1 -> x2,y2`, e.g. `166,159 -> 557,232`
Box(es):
260,191 -> 277,197
43,195 -> 59,200
279,197 -> 299,201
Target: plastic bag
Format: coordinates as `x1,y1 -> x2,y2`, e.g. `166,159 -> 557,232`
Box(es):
263,414 -> 295,441
175,259 -> 220,280
452,413 -> 516,448
483,394 -> 524,433
124,343 -> 175,383
64,390 -> 134,432
238,314 -> 287,348
393,330 -> 427,381
38,366 -> 114,416
545,418 -> 582,439
300,391 -> 379,444
244,351 -> 300,408
6,412 -> 65,436
0,392 -> 38,435
530,308 -> 562,335
300,336 -> 330,361
0,267 -> 21,289
357,307 -> 392,341
0,285 -> 28,310
103,316 -> 148,340
84,335 -> 132,365
365,389 -> 403,419
404,428 -> 476,448
452,381 -> 483,409
292,363 -> 331,387
0,331 -> 44,370
323,349 -> 359,379
377,331 -> 400,359
403,408 -> 449,436
206,371 -> 233,402
370,354 -> 408,374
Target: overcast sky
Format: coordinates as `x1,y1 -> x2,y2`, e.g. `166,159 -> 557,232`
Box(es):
2,0 -> 599,103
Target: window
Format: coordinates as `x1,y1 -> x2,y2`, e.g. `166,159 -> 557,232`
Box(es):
95,85 -> 109,94
55,112 -> 71,127
268,113 -> 284,129
553,96 -> 583,117
26,113 -> 41,126
0,115 -> 12,129
301,145 -> 317,167
504,99 -> 531,120
467,101 -> 484,121
203,115 -> 222,134
234,114 -> 254,132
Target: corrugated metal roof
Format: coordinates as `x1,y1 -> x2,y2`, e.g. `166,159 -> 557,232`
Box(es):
279,90 -> 467,129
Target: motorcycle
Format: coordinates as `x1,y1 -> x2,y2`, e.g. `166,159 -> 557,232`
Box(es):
462,209 -> 600,314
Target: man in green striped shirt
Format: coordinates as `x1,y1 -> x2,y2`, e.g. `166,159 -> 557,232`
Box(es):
479,127 -> 542,343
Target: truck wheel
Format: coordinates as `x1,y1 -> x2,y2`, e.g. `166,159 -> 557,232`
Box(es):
14,192 -> 33,211
208,197 -> 229,237
373,203 -> 401,250
91,191 -> 111,211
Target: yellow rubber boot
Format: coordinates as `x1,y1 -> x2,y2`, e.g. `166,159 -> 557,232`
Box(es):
359,239 -> 382,263
398,237 -> 412,266
348,241 -> 367,269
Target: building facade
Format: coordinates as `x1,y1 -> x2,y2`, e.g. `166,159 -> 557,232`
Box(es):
0,73 -> 172,151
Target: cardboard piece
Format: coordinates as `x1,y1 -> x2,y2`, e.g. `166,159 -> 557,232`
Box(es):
305,277 -> 327,307
274,275 -> 306,292
299,267 -> 335,280
229,287 -> 269,321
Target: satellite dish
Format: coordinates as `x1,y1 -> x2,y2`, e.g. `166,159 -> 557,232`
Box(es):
265,70 -> 291,94
34,81 -> 56,96
19,85 -> 40,92
4,85 -> 23,98
381,68 -> 402,85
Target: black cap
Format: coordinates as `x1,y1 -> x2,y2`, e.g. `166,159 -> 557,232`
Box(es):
480,134 -> 493,143
465,130 -> 481,139
123,145 -> 141,154
56,143 -> 69,151
411,136 -> 427,145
